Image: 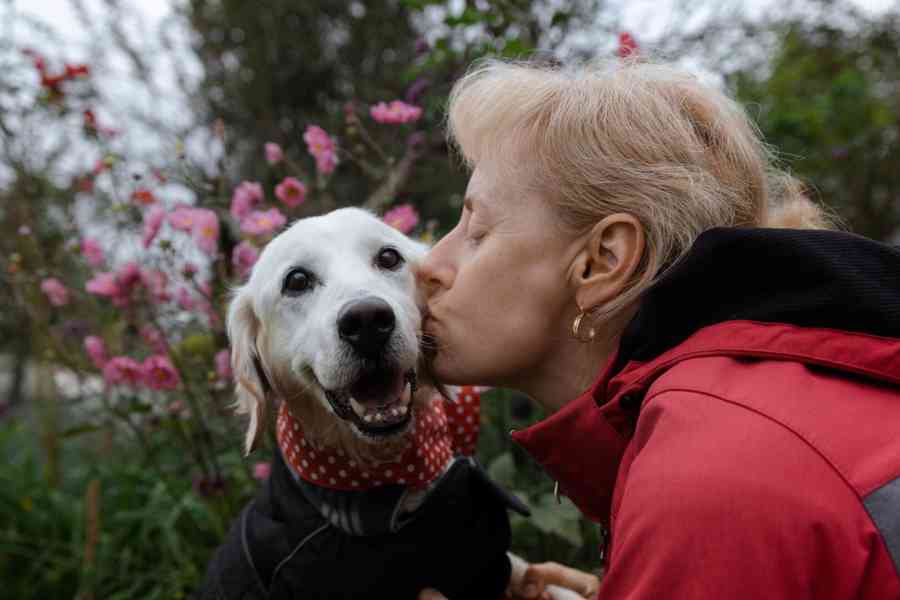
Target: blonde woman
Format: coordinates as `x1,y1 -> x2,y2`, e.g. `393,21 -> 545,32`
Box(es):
418,58 -> 900,600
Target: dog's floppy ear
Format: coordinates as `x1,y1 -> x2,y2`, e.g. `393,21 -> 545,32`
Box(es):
226,287 -> 270,455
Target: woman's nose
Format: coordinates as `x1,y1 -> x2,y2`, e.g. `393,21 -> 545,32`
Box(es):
417,239 -> 456,300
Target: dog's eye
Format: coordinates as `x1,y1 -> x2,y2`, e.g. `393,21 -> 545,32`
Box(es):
375,247 -> 404,271
283,268 -> 314,295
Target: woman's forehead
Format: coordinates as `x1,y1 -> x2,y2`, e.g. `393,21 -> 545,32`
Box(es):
465,167 -> 509,212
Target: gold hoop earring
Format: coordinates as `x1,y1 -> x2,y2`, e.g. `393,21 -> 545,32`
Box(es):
571,305 -> 596,342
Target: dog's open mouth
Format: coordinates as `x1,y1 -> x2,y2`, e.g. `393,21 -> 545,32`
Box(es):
324,368 -> 417,437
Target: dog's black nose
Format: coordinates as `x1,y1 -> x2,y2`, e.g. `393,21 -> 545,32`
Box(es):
337,296 -> 396,356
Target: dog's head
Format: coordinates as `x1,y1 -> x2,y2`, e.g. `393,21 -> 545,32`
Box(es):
227,208 -> 428,455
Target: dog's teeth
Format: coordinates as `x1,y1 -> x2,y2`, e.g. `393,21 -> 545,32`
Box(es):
401,381 -> 413,406
350,398 -> 365,417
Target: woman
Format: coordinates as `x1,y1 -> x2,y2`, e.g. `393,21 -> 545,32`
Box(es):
418,57 -> 900,599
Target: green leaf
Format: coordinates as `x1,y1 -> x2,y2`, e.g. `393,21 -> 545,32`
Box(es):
527,493 -> 584,547
487,452 -> 515,487
445,8 -> 487,27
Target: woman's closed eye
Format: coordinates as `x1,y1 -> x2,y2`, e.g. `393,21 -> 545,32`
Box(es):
466,227 -> 487,245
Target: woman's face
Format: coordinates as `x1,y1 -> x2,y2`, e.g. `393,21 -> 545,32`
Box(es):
419,166 -> 580,387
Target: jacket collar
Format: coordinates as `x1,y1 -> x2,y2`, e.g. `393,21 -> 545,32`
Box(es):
512,320 -> 900,524
510,350 -> 631,525
514,228 -> 900,523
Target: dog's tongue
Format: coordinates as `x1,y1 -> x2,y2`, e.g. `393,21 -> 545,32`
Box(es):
350,369 -> 406,406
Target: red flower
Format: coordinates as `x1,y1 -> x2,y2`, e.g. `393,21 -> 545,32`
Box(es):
132,189 -> 156,205
65,63 -> 90,78
76,176 -> 94,193
618,32 -> 638,58
40,72 -> 66,89
83,109 -> 97,131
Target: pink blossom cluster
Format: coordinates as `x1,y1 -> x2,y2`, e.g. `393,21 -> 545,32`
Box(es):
275,177 -> 306,208
253,462 -> 271,481
80,237 -> 105,267
174,282 -> 217,325
215,349 -> 232,381
86,261 -> 171,307
383,203 -> 420,234
265,142 -> 283,165
232,241 -> 259,279
230,181 -> 289,238
303,125 -> 338,174
370,100 -> 423,125
240,208 -> 287,236
40,278 -> 70,306
230,181 -> 264,221
167,207 -> 220,255
142,206 -> 166,248
85,337 -> 181,390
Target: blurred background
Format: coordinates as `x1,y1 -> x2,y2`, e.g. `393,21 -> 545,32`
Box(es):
1,0 -> 898,598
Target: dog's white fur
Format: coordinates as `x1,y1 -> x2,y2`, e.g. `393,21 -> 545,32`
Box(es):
227,208 -> 429,461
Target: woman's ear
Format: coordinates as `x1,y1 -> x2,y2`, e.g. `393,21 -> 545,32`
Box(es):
570,213 -> 645,311
226,287 -> 269,455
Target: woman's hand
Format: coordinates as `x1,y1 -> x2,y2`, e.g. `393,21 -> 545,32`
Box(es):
510,561 -> 600,599
417,561 -> 600,600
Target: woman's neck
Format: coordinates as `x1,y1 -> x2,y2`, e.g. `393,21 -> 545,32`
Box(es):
515,334 -> 617,414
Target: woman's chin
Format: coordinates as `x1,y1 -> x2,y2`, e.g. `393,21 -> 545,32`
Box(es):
430,353 -> 478,386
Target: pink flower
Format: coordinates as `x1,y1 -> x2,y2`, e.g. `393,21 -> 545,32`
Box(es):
40,278 -> 69,306
140,269 -> 170,302
383,204 -> 419,234
370,100 -> 423,124
141,355 -> 181,390
240,208 -> 286,236
275,176 -> 306,208
118,261 -> 142,286
232,241 -> 259,279
618,32 -> 638,58
265,142 -> 283,165
168,206 -> 200,232
176,286 -> 195,311
253,462 -> 271,481
86,272 -> 121,298
192,208 -> 220,255
303,125 -> 338,174
84,336 -> 107,369
215,349 -> 232,381
230,182 -> 264,221
80,237 -> 105,268
140,325 -> 167,354
142,206 -> 166,248
103,356 -> 144,387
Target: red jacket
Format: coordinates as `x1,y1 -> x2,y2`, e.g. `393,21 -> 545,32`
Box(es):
513,229 -> 900,599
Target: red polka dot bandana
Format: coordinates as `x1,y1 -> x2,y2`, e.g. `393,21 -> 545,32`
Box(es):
277,386 -> 484,491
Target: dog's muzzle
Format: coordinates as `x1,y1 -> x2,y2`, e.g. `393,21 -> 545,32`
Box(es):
324,368 -> 418,437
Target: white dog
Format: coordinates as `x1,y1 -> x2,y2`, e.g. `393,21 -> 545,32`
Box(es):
227,207 -> 429,461
200,208 -> 580,600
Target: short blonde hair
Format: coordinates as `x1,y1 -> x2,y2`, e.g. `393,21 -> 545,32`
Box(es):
446,57 -> 833,325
